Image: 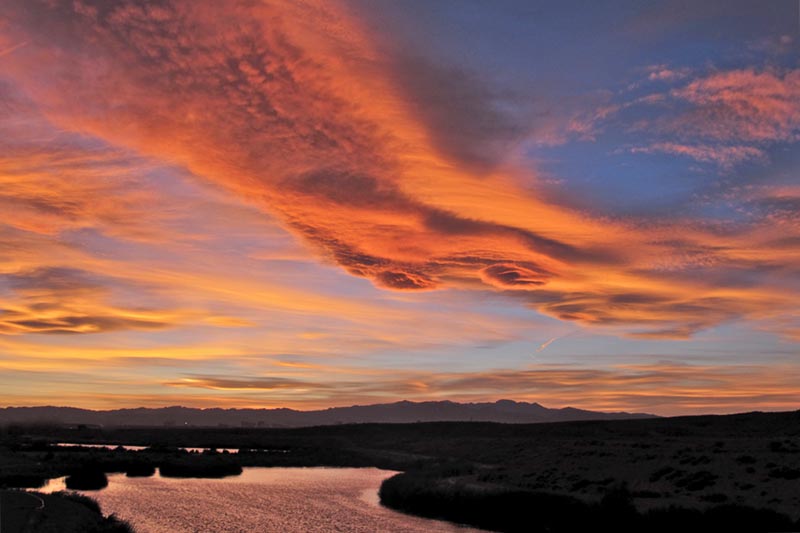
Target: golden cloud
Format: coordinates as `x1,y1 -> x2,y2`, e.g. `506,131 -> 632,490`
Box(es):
0,0 -> 797,341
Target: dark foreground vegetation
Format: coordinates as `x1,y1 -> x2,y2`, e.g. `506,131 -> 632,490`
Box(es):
1,409 -> 799,532
380,469 -> 798,533
0,489 -> 133,533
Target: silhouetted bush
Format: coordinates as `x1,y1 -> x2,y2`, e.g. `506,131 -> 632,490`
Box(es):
57,490 -> 102,513
380,472 -> 648,532
569,478 -> 591,491
66,467 -> 108,490
675,470 -> 717,491
24,491 -> 137,533
700,493 -> 728,503
125,463 -> 156,477
649,466 -> 674,482
632,489 -> 662,498
768,441 -> 796,453
768,466 -> 800,479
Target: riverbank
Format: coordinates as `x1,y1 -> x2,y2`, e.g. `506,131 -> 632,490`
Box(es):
0,489 -> 133,533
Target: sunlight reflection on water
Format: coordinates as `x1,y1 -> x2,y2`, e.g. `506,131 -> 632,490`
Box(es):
42,467 -> 484,532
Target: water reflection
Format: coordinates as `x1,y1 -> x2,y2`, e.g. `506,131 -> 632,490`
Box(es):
41,467 -> 484,532
55,443 -> 149,451
55,443 -> 245,454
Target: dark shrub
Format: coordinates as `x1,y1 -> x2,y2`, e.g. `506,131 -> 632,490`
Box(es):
380,473 -> 799,533
66,468 -> 108,490
768,466 -> 800,480
700,493 -> 728,503
675,471 -> 717,491
125,464 -> 156,477
649,466 -> 674,482
57,490 -> 102,513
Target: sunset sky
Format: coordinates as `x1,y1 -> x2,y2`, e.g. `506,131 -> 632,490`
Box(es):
0,0 -> 798,415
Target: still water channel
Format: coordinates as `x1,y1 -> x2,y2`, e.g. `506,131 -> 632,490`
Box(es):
42,467 -> 485,532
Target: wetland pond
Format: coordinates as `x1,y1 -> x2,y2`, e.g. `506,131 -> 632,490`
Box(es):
41,467 -> 485,532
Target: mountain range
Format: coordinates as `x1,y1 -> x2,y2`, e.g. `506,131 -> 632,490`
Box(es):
0,400 -> 656,427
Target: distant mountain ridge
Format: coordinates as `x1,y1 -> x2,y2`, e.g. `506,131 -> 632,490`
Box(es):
0,400 -> 657,427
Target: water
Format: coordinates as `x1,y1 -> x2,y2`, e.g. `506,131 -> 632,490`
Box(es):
56,442 -> 288,454
55,443 -> 249,454
55,443 -> 150,451
40,467 -> 484,532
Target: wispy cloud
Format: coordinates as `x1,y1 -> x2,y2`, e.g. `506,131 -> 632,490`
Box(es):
2,358 -> 798,414
630,142 -> 766,168
645,64 -> 691,83
0,40 -> 27,58
155,363 -> 800,415
670,68 -> 800,144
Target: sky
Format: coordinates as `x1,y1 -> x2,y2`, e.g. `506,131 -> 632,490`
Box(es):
0,0 -> 798,415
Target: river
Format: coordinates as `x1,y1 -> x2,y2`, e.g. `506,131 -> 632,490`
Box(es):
41,467 -> 484,532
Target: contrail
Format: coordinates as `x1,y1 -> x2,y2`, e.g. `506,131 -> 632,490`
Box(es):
535,336 -> 559,353
0,41 -> 29,58
534,331 -> 577,354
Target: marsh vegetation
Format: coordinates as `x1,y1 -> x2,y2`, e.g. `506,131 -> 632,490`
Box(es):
1,410 -> 799,532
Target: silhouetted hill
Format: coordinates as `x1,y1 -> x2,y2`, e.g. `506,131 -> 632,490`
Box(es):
0,400 -> 656,427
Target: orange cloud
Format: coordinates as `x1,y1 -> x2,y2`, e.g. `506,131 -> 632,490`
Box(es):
0,267 -> 172,334
0,0 -> 798,343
